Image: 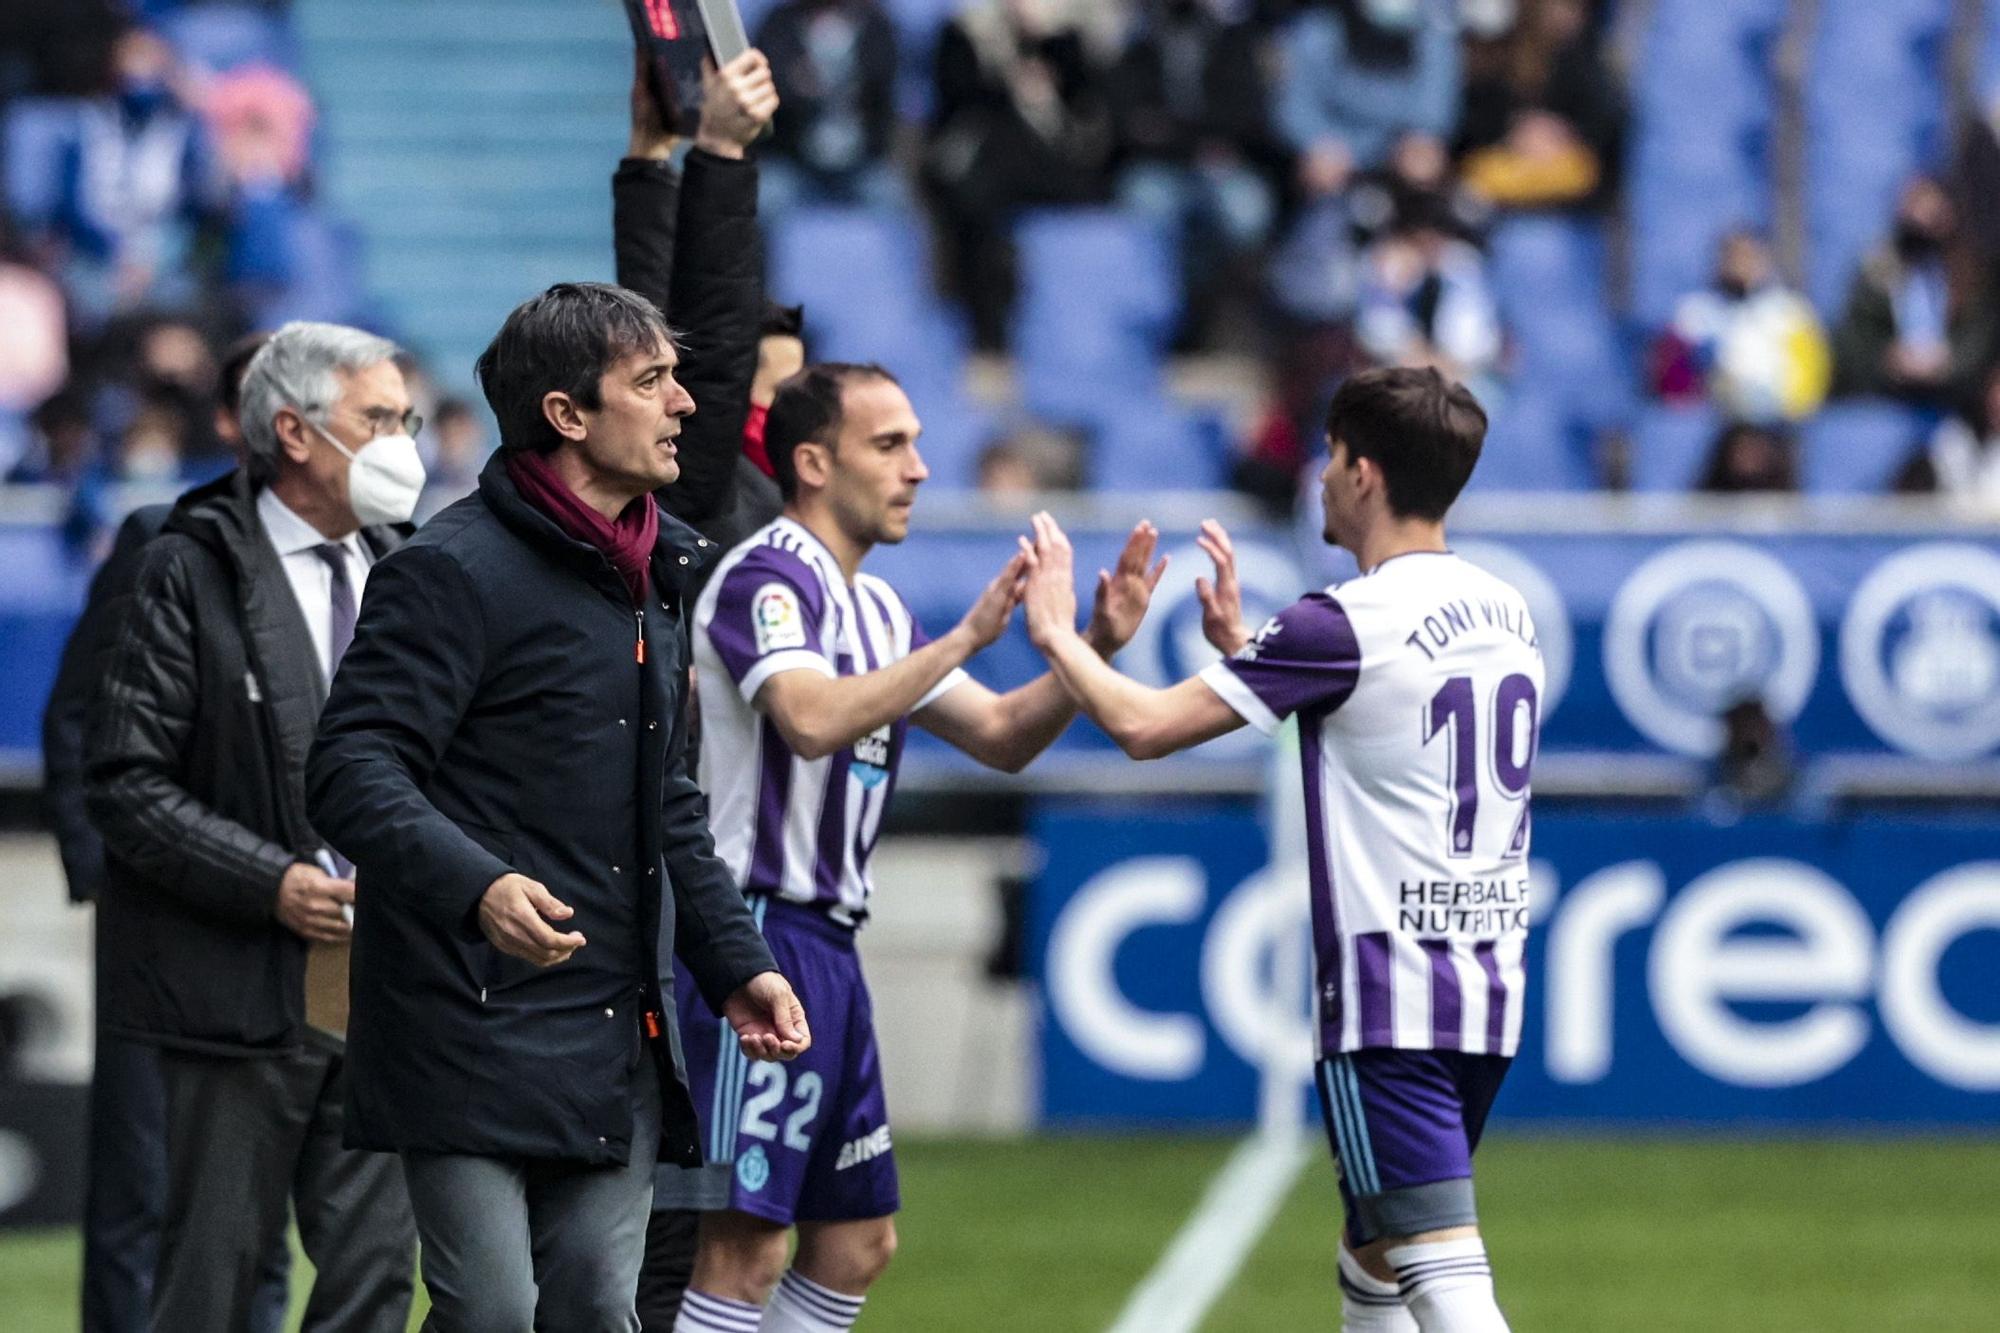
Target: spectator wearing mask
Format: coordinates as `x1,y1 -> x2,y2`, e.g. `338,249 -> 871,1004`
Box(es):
1109,0 -> 1285,347
84,321 -> 422,1332
1654,229 -> 1830,424
1927,364 -> 2000,508
1832,175 -> 2000,408
754,0 -> 904,217
1355,194 -> 1503,395
32,27 -> 212,327
1273,0 -> 1461,205
1698,420 -> 1798,493
1456,0 -> 1624,212
924,0 -> 1119,350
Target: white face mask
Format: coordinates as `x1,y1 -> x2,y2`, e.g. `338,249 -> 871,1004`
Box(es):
305,415 -> 427,526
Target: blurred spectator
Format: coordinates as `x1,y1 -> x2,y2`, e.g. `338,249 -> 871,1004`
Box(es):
1831,175 -> 2000,408
1653,229 -> 1830,425
1355,194 -> 1502,393
1456,0 -> 1623,212
1273,0 -> 1461,203
1108,0 -> 1284,347
10,388 -> 98,484
755,0 -> 904,216
1705,696 -> 1796,818
414,396 -> 487,521
114,396 -> 189,484
1927,364 -> 2000,508
24,27 -> 212,326
924,0 -> 1118,350
1697,420 -> 1797,493
0,224 -> 68,471
976,421 -> 1083,500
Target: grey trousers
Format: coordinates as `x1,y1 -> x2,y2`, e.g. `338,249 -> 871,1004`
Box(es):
154,1038 -> 415,1333
403,1072 -> 662,1332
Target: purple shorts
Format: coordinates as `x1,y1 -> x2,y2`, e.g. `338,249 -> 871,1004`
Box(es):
656,897 -> 899,1226
1315,1048 -> 1511,1246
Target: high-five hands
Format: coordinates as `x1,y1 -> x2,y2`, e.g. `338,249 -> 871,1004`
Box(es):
958,551 -> 1030,650
695,50 -> 780,160
1018,512 -> 1080,650
1084,521 -> 1168,656
1194,518 -> 1249,656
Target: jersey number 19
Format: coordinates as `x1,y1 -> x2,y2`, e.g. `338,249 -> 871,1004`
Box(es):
1422,674 -> 1539,861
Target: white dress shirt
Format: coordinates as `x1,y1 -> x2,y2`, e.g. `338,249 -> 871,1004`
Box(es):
256,486 -> 372,686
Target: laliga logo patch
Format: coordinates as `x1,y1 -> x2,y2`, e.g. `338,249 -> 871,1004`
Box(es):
735,1143 -> 770,1193
1603,541 -> 1818,756
1840,544 -> 2000,760
752,583 -> 807,654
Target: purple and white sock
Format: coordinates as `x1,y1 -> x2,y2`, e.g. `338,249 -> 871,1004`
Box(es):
1386,1237 -> 1509,1332
758,1270 -> 866,1332
675,1288 -> 764,1333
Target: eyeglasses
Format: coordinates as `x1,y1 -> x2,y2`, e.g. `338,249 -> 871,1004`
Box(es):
353,407 -> 424,439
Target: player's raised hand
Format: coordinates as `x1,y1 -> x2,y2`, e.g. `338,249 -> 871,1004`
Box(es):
958,551 -> 1028,650
1085,520 -> 1167,656
1194,518 -> 1250,656
1019,511 -> 1080,650
723,971 -> 812,1062
694,50 -> 780,159
627,49 -> 677,161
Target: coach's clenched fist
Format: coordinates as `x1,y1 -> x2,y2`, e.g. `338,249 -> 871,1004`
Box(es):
479,872 -> 587,966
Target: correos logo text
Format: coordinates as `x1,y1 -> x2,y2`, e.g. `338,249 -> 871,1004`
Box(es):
1545,858 -> 2000,1090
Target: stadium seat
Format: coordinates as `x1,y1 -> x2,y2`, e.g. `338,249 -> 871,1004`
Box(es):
1013,210 -> 1179,424
1470,391 -> 1599,493
769,208 -> 970,392
1487,216 -> 1632,433
158,5 -> 298,75
2,99 -> 78,227
1630,402 -> 1723,493
1799,399 -> 1930,494
1089,399 -> 1227,492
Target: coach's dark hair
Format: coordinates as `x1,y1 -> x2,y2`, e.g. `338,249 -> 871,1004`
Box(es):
765,362 -> 900,502
1323,366 -> 1487,520
475,282 -> 676,454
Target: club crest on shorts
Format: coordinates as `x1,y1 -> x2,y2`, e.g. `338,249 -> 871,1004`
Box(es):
752,583 -> 807,654
735,1143 -> 771,1193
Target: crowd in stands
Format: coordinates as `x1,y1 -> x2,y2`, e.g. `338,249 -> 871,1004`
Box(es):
6,0 -> 2000,528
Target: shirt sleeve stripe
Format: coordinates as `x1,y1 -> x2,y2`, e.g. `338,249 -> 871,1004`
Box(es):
739,649 -> 837,704
1199,661 -> 1281,736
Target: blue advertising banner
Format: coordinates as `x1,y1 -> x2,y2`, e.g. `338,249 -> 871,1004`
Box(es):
1030,802 -> 2000,1127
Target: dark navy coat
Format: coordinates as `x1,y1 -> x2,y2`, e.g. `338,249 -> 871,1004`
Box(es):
307,452 -> 776,1166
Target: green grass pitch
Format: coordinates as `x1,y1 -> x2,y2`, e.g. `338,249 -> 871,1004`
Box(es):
3,1135 -> 1996,1329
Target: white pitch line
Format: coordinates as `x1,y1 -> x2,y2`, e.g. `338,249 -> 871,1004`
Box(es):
1106,1130 -> 1312,1333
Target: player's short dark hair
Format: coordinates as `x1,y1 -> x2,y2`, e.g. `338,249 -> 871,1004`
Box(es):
217,332 -> 269,420
765,362 -> 900,503
476,282 -> 676,454
1323,366 -> 1487,520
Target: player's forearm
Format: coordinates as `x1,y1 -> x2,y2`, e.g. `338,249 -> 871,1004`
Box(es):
1039,627 -> 1180,761
980,629 -> 1124,771
770,629 -> 975,760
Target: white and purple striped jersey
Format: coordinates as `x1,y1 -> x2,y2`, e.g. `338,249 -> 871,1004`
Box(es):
1198,552 -> 1544,1058
694,518 -> 967,928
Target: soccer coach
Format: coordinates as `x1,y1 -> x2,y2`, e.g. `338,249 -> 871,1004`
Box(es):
307,282 -> 809,1328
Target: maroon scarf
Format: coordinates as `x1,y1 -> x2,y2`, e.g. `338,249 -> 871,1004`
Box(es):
504,449 -> 658,607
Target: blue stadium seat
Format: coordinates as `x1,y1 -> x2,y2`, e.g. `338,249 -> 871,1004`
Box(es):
769,208 -> 971,396
1013,210 -> 1179,424
1800,400 -> 1929,494
911,394 -> 997,493
2,99 -> 78,226
159,5 -> 298,73
1470,392 -> 1599,493
1630,403 -> 1723,493
1089,398 -> 1227,492
1487,216 -> 1632,432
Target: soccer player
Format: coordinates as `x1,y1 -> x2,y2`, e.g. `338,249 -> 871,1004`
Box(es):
1018,366 -> 1539,1333
669,362 -> 1165,1333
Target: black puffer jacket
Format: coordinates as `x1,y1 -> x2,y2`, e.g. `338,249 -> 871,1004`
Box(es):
307,453 -> 776,1166
614,148 -> 781,556
83,471 -> 402,1054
